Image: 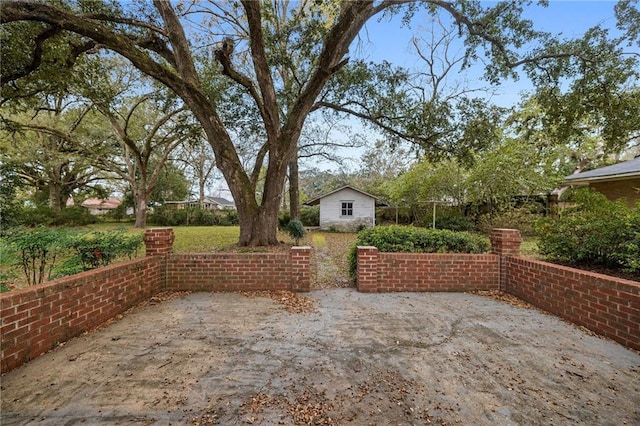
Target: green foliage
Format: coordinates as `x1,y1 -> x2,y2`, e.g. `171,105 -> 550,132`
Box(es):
55,206 -> 98,226
435,214 -> 475,232
0,163 -> 21,231
3,227 -> 70,285
148,207 -> 239,227
299,206 -> 320,227
278,210 -> 291,230
53,229 -> 143,277
536,189 -> 640,272
477,203 -> 545,237
278,207 -> 319,228
347,226 -> 491,278
2,227 -> 143,285
286,219 -> 306,245
16,206 -> 98,227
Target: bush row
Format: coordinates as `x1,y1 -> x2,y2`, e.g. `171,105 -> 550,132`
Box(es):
347,226 -> 491,278
148,207 -> 239,226
536,189 -> 640,273
7,206 -> 99,229
278,206 -> 320,229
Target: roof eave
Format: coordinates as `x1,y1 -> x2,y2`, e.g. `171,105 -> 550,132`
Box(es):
564,172 -> 640,186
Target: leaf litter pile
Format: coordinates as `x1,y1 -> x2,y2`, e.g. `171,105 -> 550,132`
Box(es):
189,369 -> 448,425
240,290 -> 317,313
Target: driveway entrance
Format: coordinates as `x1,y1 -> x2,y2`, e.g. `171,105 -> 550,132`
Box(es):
1,289 -> 638,425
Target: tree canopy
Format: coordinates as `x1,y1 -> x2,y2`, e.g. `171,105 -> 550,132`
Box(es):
2,0 -> 639,244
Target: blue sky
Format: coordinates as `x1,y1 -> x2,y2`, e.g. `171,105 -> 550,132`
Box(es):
303,1 -> 628,171
352,1 -> 623,107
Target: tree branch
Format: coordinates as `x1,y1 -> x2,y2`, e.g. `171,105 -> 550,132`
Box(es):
242,0 -> 280,138
314,100 -> 443,147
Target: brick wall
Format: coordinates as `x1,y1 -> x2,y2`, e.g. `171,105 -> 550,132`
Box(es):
0,257 -> 162,373
504,256 -> 640,351
356,229 -> 639,353
356,247 -> 499,293
166,247 -> 311,292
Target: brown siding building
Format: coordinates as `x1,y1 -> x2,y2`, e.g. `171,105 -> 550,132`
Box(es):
564,157 -> 640,207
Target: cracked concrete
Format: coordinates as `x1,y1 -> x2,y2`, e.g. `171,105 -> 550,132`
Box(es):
1,289 -> 639,425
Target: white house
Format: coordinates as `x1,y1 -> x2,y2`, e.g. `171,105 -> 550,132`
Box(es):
164,196 -> 236,210
304,185 -> 386,231
81,198 -> 122,215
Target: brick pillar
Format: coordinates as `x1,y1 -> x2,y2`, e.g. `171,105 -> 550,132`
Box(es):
490,228 -> 522,256
144,228 -> 174,290
357,246 -> 379,293
291,246 -> 311,292
490,228 -> 521,292
144,228 -> 175,257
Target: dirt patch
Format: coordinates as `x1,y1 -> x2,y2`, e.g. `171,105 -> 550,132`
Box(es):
240,290 -> 317,313
2,289 -> 638,425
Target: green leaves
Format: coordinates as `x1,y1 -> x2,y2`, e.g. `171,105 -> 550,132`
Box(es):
536,188 -> 640,272
286,219 -> 306,245
347,225 -> 491,278
2,227 -> 143,285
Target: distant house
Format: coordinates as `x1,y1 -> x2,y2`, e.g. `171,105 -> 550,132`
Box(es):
164,196 -> 236,210
564,157 -> 640,207
304,185 -> 387,231
81,198 -> 122,215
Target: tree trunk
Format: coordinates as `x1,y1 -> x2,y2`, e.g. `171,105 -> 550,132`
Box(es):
49,182 -> 63,213
234,153 -> 289,246
288,144 -> 300,220
134,192 -> 148,228
199,179 -> 206,208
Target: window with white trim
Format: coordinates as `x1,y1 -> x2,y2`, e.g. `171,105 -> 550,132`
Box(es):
341,201 -> 353,217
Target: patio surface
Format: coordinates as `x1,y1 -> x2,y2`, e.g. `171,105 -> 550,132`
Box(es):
1,289 -> 639,425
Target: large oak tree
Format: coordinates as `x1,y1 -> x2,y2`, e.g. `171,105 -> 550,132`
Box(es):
3,0 -> 636,245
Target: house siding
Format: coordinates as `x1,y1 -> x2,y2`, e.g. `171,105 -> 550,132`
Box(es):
590,178 -> 640,207
319,188 -> 375,231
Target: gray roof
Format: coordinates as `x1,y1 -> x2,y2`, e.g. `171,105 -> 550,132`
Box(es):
564,157 -> 640,184
304,185 -> 388,207
208,196 -> 235,207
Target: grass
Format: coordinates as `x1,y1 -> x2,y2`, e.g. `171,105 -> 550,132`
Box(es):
520,236 -> 540,259
171,226 -> 240,252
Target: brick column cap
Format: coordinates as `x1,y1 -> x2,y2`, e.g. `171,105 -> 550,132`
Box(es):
144,227 -> 175,257
490,228 -> 522,256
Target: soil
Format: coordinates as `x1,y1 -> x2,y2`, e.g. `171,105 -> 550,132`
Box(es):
1,289 -> 638,425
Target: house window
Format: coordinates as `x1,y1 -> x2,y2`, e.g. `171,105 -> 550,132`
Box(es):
341,201 -> 353,217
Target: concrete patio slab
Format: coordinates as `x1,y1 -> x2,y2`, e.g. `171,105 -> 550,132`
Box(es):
1,289 -> 638,425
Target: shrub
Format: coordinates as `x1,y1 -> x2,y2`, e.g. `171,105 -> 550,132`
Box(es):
347,226 -> 490,279
477,203 -> 544,236
3,227 -> 70,285
299,206 -> 320,227
52,229 -> 143,278
149,207 -> 239,226
18,206 -> 55,227
435,214 -> 475,232
55,206 -> 97,226
536,189 -> 640,272
278,210 -> 291,230
287,219 -> 306,245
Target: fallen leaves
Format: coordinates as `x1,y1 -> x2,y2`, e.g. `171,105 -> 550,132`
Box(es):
240,290 -> 317,313
239,389 -> 337,425
470,290 -> 534,309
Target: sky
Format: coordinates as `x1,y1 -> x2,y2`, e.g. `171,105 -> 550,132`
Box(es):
302,1 -> 627,172
356,1 -> 623,107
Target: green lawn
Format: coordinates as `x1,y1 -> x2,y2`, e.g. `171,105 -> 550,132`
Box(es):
520,236 -> 540,259
83,223 -> 241,252
171,226 -> 240,252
